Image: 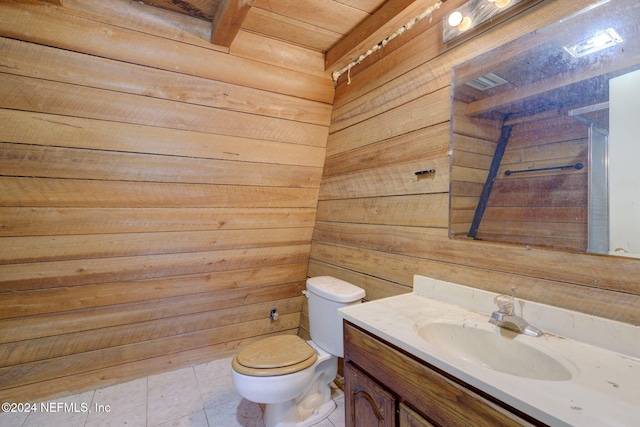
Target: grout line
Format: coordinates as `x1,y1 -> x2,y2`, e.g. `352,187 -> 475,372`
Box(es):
145,376 -> 149,427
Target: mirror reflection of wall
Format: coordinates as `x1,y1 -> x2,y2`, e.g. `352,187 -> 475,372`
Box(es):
449,0 -> 640,258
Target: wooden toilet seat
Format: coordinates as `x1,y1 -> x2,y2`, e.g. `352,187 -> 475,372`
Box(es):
232,335 -> 318,377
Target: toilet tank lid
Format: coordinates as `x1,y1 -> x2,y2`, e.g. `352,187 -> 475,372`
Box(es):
306,276 -> 365,302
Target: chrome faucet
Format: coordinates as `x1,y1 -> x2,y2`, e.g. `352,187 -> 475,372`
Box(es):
489,292 -> 542,337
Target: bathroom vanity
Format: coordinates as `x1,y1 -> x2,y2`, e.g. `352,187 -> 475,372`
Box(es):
344,322 -> 536,426
339,275 -> 640,427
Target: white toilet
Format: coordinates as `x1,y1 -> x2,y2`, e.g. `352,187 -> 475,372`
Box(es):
231,276 -> 365,427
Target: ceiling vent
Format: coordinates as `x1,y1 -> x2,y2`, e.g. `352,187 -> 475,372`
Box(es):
465,72 -> 508,90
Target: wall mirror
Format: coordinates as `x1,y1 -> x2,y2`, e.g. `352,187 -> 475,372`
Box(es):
449,0 -> 640,258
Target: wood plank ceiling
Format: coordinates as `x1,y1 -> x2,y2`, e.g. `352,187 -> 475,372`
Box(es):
138,0 -> 444,73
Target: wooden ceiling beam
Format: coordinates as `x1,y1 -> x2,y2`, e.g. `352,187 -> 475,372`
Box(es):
211,0 -> 253,47
325,0 -> 444,73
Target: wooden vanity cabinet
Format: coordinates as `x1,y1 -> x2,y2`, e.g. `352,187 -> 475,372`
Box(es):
344,361 -> 396,426
398,403 -> 436,427
343,321 -> 543,427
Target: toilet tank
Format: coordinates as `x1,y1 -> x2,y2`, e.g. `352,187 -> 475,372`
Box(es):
306,276 -> 365,357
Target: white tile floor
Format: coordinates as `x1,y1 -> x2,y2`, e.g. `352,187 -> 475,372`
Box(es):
1,356 -> 346,427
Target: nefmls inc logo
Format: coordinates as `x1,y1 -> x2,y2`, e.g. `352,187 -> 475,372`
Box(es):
40,401 -> 90,413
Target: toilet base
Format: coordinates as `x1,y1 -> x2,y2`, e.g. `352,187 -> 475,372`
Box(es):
263,398 -> 336,427
262,347 -> 338,427
231,341 -> 339,427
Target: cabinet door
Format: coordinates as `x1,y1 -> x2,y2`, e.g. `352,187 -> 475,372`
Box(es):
399,403 -> 437,427
345,362 -> 396,427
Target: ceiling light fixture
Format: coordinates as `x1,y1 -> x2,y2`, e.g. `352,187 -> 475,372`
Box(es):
564,28 -> 624,58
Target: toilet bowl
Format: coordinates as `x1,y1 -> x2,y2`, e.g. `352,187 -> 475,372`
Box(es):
230,276 -> 365,427
232,338 -> 337,427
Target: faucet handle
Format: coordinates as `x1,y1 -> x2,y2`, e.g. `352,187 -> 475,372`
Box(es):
494,294 -> 514,315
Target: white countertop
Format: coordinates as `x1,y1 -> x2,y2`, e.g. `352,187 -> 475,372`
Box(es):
338,275 -> 640,427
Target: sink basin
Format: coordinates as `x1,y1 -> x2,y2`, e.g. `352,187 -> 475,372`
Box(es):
416,321 -> 574,381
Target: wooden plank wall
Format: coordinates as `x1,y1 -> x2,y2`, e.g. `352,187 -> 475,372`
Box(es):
449,99 -> 502,238
0,0 -> 333,402
451,105 -> 590,252
309,0 -> 640,334
479,114 -> 589,251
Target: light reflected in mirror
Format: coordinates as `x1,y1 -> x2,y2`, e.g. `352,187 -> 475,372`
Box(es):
449,0 -> 640,258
